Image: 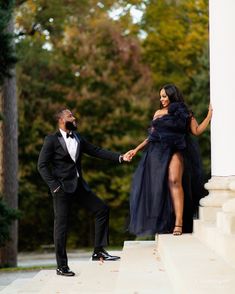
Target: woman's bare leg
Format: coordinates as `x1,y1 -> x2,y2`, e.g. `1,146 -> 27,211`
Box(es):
168,152 -> 184,235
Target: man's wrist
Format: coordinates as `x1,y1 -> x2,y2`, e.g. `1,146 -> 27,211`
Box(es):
119,155 -> 124,163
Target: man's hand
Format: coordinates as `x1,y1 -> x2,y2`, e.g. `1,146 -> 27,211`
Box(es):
122,151 -> 133,162
125,149 -> 137,160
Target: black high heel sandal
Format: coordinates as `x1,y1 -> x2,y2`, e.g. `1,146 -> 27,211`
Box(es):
173,225 -> 183,236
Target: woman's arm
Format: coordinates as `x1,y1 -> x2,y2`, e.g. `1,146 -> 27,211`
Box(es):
126,110 -> 159,160
134,138 -> 149,153
126,138 -> 149,159
190,104 -> 213,136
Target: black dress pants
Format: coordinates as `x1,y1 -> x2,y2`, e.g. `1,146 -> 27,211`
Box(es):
53,179 -> 109,268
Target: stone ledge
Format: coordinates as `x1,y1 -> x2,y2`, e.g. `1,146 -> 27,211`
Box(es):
39,255 -> 121,294
194,219 -> 235,266
199,206 -> 221,222
114,240 -> 173,294
158,234 -> 235,294
0,278 -> 31,294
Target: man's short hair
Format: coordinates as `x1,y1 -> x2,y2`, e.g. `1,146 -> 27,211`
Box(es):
54,108 -> 69,122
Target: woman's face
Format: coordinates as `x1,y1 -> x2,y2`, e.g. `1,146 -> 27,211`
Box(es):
160,88 -> 170,108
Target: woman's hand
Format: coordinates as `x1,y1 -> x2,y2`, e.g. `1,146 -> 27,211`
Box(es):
124,139 -> 148,159
207,103 -> 213,121
126,149 -> 137,160
190,103 -> 213,136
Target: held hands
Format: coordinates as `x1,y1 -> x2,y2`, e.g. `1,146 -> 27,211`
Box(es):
122,149 -> 137,162
122,152 -> 132,162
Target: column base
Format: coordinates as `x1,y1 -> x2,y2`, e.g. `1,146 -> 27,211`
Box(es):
194,177 -> 235,266
199,176 -> 235,222
217,211 -> 235,234
199,206 -> 221,222
194,219 -> 235,267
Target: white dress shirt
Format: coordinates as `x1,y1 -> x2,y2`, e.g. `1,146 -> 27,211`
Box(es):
53,129 -> 79,193
60,129 -> 78,162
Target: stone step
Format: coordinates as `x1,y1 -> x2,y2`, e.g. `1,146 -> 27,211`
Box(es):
194,219 -> 235,266
38,251 -> 121,294
18,269 -> 69,293
194,219 -> 217,248
216,211 -> 235,234
0,270 -> 59,294
0,266 -> 85,293
0,252 -> 121,294
0,278 -> 32,294
114,240 -> 173,294
158,234 -> 235,294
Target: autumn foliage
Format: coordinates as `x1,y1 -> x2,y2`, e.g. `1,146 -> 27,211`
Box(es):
14,0 -> 209,250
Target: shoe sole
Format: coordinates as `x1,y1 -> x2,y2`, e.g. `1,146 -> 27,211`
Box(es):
92,257 -> 120,261
56,272 -> 75,276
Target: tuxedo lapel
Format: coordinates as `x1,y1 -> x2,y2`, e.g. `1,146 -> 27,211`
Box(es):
56,131 -> 69,154
56,130 -> 80,160
74,133 -> 81,161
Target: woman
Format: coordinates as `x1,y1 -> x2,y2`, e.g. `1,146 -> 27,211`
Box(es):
127,84 -> 212,236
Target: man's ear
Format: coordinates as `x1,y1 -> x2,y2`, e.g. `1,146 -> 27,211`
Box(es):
59,117 -> 64,125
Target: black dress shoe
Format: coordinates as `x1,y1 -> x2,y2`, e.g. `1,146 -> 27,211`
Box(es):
56,266 -> 75,276
92,249 -> 120,261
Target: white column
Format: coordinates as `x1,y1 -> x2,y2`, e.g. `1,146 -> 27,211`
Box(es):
194,0 -> 235,267
199,0 -> 235,220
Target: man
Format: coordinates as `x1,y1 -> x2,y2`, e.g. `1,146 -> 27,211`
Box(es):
38,108 -> 130,276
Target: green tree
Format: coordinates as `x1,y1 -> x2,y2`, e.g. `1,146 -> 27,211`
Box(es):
15,0 -> 210,250
141,0 -> 208,91
0,198 -> 20,248
0,0 -> 17,83
16,0 -> 153,250
140,0 -> 210,176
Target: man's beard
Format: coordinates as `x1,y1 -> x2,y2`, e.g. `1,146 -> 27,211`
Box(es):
65,121 -> 77,131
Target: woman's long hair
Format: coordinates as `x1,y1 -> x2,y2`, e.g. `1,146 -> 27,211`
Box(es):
159,84 -> 184,108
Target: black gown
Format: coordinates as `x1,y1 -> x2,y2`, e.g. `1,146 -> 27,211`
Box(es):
129,102 -> 204,236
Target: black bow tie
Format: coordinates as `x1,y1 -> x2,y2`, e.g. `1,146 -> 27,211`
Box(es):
66,132 -> 74,138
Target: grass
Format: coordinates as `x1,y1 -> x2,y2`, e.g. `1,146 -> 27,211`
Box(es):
0,265 -> 55,272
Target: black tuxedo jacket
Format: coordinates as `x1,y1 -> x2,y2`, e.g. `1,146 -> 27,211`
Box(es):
37,131 -> 121,193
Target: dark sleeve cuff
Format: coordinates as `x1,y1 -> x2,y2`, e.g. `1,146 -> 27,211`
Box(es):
119,155 -> 124,163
